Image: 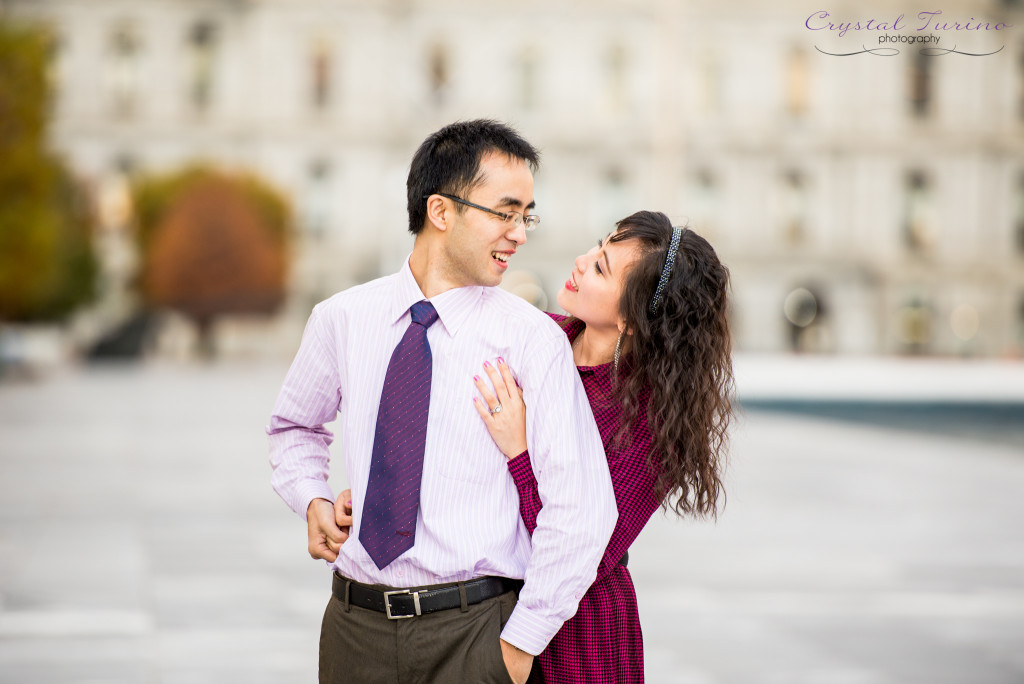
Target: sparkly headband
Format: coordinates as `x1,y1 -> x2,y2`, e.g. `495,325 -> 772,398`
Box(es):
649,226 -> 683,314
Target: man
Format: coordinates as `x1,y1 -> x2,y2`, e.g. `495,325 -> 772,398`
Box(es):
268,120 -> 616,683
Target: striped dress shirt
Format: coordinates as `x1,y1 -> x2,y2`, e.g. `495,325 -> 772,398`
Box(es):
267,258 -> 617,655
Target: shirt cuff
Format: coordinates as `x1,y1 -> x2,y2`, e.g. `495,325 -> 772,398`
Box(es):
499,601 -> 565,656
506,451 -> 533,483
295,479 -> 337,520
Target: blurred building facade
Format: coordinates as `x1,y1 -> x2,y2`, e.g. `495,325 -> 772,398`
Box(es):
7,0 -> 1024,357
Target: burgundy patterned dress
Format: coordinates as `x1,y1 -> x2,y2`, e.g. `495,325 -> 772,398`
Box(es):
508,314 -> 662,684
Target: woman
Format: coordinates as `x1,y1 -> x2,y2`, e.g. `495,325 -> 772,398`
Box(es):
471,210 -> 734,683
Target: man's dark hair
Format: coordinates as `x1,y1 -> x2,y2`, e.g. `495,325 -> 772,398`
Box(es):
406,119 -> 540,235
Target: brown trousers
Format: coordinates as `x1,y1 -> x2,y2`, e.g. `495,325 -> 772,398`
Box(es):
319,578 -> 518,684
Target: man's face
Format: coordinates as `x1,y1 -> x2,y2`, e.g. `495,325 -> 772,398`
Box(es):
442,152 -> 534,288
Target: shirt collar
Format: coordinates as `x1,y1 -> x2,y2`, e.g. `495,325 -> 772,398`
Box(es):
389,256 -> 486,338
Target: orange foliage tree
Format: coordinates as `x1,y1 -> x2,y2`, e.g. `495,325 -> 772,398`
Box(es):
132,167 -> 292,352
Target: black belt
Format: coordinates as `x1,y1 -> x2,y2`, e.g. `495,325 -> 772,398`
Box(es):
333,573 -> 522,620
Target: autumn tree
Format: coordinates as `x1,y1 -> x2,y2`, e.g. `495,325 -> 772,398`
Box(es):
0,19 -> 97,322
132,167 -> 292,354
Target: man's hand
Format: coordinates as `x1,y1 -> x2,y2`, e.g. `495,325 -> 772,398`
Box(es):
307,498 -> 347,562
499,639 -> 534,684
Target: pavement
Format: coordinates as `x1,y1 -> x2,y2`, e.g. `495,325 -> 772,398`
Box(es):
0,358 -> 1022,683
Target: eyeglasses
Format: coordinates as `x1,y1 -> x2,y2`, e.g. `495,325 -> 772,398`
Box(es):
435,193 -> 541,231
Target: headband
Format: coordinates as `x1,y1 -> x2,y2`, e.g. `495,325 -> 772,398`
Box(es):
649,226 -> 683,315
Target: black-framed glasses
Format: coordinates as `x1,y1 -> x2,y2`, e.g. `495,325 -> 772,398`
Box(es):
434,193 -> 541,231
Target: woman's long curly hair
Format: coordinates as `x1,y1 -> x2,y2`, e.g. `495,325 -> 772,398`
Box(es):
608,210 -> 734,518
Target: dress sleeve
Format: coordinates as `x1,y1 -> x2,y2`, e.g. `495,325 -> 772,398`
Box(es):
506,434 -> 662,582
506,451 -> 541,534
497,332 -> 617,656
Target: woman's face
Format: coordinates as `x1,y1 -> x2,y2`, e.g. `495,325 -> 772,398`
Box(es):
557,230 -> 640,330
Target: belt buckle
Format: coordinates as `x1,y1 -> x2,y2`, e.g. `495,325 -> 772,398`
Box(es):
383,589 -> 421,620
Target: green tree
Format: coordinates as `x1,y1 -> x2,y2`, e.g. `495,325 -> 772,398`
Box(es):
132,166 -> 292,354
0,19 -> 97,322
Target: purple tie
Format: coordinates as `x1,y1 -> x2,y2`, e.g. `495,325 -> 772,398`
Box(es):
360,300 -> 439,570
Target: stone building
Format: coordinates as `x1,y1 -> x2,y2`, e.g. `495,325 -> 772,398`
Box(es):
7,0 -> 1024,357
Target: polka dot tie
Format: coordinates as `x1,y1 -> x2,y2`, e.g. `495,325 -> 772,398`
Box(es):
359,300 -> 439,570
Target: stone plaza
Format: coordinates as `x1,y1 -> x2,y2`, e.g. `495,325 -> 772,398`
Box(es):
1,358 -> 1022,683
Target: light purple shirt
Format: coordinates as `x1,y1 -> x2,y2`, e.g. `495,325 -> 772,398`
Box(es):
267,258 -> 617,655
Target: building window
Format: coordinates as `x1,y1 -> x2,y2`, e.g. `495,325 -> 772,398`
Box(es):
785,47 -> 809,118
949,303 -> 980,345
783,286 -> 829,353
45,32 -> 62,95
696,52 -> 721,117
114,154 -> 137,177
1019,44 -> 1024,120
106,24 -> 141,117
689,169 -> 719,234
780,170 -> 807,245
897,296 -> 933,354
97,154 -> 136,232
311,38 -> 332,111
428,44 -> 449,107
909,51 -> 932,118
1017,294 -> 1024,349
1016,171 -> 1024,255
516,47 -> 538,111
303,160 -> 333,240
188,21 -> 217,113
605,44 -> 627,113
903,170 -> 934,252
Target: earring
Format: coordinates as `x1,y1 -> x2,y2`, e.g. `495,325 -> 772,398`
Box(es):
614,329 -> 624,373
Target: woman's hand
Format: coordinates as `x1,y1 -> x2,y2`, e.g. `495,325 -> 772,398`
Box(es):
472,358 -> 528,459
334,489 -> 352,537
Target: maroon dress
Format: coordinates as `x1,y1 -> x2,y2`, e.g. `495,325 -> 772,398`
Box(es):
508,314 -> 662,684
